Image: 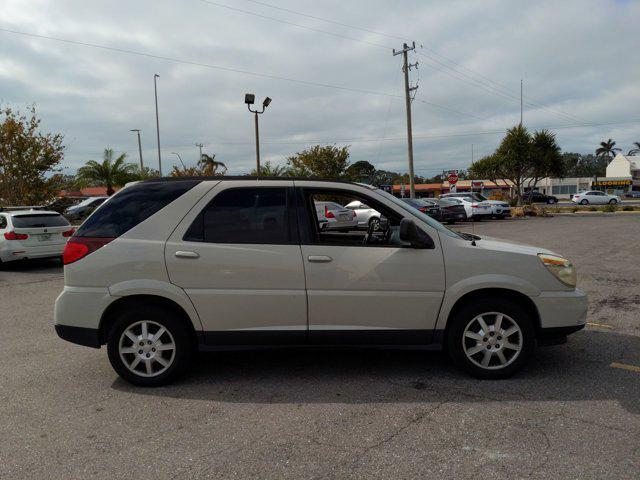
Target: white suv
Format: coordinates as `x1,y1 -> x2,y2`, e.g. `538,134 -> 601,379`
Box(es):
55,178 -> 587,386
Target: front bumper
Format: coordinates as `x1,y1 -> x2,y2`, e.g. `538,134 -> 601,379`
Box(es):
533,288 -> 588,330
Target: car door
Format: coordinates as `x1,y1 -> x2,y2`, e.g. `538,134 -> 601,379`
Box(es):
165,181 -> 307,344
297,185 -> 446,344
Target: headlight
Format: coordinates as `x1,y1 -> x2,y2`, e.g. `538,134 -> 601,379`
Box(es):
538,254 -> 576,287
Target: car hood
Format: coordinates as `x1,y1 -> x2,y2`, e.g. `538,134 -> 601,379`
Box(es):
474,235 -> 557,257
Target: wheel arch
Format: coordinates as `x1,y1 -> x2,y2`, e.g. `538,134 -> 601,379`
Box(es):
442,288 -> 542,341
98,294 -> 200,348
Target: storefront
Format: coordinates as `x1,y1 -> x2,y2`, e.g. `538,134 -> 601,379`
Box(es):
591,178 -> 633,196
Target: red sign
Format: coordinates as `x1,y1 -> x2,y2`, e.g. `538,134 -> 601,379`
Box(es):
448,172 -> 459,184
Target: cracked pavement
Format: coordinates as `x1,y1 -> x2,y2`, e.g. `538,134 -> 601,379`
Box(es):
0,215 -> 638,479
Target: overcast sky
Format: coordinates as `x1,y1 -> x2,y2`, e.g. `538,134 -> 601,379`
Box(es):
1,0 -> 639,176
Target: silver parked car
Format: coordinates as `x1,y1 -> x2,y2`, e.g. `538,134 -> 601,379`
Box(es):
0,209 -> 74,264
571,191 -> 621,205
344,200 -> 381,229
55,178 -> 587,386
314,201 -> 358,231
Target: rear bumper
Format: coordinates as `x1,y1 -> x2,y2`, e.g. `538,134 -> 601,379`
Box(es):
55,324 -> 101,348
0,243 -> 65,262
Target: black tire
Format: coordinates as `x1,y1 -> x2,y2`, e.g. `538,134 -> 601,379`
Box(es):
107,305 -> 194,387
609,199 -> 617,204
447,297 -> 535,379
547,198 -> 556,204
368,217 -> 380,230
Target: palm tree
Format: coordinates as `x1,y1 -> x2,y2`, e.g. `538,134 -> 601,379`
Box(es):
627,142 -> 640,156
595,139 -> 621,159
77,149 -> 137,195
249,161 -> 289,176
198,153 -> 226,176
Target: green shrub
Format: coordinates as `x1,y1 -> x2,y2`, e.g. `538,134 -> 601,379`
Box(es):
571,206 -> 579,213
623,205 -> 634,211
588,206 -> 597,211
602,204 -> 618,213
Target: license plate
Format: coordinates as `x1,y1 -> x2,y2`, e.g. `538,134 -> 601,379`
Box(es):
339,214 -> 348,220
38,234 -> 51,241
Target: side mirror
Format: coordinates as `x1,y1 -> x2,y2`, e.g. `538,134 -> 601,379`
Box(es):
399,219 -> 435,249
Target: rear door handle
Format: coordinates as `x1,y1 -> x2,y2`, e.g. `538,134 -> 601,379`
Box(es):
175,251 -> 200,259
308,255 -> 333,263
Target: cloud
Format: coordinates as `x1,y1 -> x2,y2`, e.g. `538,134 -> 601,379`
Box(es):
0,0 -> 638,176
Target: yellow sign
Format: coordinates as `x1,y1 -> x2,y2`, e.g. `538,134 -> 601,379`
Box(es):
592,179 -> 632,187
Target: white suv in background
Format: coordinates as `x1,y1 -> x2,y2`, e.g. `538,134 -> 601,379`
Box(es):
439,193 -> 493,220
55,178 -> 587,386
0,209 -> 74,264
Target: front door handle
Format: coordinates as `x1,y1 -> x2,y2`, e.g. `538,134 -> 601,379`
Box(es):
175,251 -> 200,259
308,255 -> 333,263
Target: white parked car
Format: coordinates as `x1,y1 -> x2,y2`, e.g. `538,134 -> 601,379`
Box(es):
0,209 -> 74,264
571,191 -> 621,205
55,178 -> 587,386
439,193 -> 493,220
344,200 -> 381,229
314,201 -> 358,231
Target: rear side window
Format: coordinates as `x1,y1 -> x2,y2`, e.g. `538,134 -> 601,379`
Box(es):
184,187 -> 292,244
75,180 -> 200,238
12,214 -> 69,228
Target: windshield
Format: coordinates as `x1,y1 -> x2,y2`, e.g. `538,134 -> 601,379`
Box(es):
373,189 -> 463,239
475,193 -> 488,201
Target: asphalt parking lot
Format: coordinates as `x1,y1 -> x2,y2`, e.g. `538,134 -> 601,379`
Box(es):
0,215 -> 638,479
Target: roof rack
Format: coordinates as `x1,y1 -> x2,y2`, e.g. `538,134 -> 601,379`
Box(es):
0,205 -> 47,212
142,175 -> 363,186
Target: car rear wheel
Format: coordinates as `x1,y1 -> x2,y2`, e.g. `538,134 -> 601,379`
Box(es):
609,199 -> 617,204
107,305 -> 193,386
368,217 -> 380,231
547,198 -> 556,204
447,298 -> 534,379
580,199 -> 588,205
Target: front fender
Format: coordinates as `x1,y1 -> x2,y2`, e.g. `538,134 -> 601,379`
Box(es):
435,274 -> 540,332
108,279 -> 203,332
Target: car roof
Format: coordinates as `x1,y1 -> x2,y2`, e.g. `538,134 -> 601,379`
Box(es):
142,176 -> 373,188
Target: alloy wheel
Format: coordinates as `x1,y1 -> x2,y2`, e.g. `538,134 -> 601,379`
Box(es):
119,320 -> 176,377
462,312 -> 523,370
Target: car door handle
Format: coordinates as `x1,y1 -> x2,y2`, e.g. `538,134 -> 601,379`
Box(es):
308,255 -> 333,263
175,251 -> 200,259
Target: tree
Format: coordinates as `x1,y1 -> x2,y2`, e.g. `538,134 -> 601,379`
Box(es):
198,153 -> 226,176
77,149 -> 137,196
287,145 -> 350,179
345,160 -> 376,183
526,129 -> 565,191
249,160 -> 289,177
562,152 -> 605,177
595,139 -> 621,160
468,154 -> 508,186
0,105 -> 65,205
628,142 -> 640,156
495,124 -> 533,204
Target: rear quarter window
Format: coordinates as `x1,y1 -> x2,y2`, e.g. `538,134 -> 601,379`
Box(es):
11,214 -> 69,228
75,180 -> 200,238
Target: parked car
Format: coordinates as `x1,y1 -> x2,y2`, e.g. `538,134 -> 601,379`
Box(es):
571,191 -> 621,205
314,201 -> 358,231
439,193 -> 492,220
524,191 -> 558,204
344,200 -> 381,229
625,191 -> 640,199
0,209 -> 74,264
401,198 -> 441,218
64,196 -> 108,222
55,178 -> 587,386
471,193 -> 511,218
436,197 -> 468,223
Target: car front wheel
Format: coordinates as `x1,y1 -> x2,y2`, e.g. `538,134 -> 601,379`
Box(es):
609,199 -> 617,204
580,199 -> 588,205
107,305 -> 193,386
447,298 -> 534,379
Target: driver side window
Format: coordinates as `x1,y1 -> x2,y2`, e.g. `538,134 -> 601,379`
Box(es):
303,189 -> 408,247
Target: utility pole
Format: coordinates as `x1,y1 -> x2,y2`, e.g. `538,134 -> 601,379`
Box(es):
154,74 -> 162,176
195,143 -> 203,161
520,79 -> 523,126
130,129 -> 144,173
393,42 -> 418,198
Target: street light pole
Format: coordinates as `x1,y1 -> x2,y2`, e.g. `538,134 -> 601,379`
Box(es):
244,94 -> 272,177
154,74 -> 162,176
171,152 -> 186,170
130,129 -> 144,173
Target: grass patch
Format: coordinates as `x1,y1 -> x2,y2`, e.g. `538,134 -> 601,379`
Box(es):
602,204 -> 618,213
623,205 -> 635,211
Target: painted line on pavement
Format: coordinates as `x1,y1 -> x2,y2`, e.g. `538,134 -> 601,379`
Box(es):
610,362 -> 640,373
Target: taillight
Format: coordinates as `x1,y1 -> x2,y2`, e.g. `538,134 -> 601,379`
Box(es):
351,210 -> 356,218
325,206 -> 335,219
4,231 -> 28,240
62,228 -> 75,238
418,207 -> 427,213
63,237 -> 114,265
